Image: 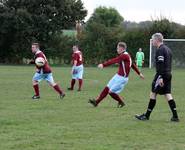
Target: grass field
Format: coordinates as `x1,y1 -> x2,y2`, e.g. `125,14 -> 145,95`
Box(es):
0,65 -> 185,150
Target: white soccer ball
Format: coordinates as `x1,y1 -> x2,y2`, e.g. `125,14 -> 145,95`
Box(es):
35,57 -> 45,67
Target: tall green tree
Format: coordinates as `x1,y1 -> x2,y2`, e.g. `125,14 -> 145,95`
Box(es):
0,0 -> 87,63
80,6 -> 124,64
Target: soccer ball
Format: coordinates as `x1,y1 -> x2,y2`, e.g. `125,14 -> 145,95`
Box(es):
35,57 -> 45,67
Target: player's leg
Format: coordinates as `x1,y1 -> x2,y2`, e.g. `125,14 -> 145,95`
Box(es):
108,75 -> 128,107
32,72 -> 43,99
68,69 -> 77,90
77,65 -> 84,91
165,94 -> 179,122
46,73 -> 65,99
135,92 -> 157,120
68,79 -> 76,90
163,74 -> 179,121
89,74 -> 114,107
137,61 -> 142,71
89,86 -> 110,107
135,74 -> 159,120
109,92 -> 125,108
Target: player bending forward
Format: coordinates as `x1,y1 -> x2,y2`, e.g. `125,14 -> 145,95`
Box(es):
88,42 -> 144,108
30,43 -> 65,99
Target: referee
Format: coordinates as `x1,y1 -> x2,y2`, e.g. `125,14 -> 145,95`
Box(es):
135,33 -> 179,122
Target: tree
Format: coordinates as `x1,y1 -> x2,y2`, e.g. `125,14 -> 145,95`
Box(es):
0,0 -> 87,63
79,6 -> 124,64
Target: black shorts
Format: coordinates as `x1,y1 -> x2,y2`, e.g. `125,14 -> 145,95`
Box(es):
151,73 -> 172,95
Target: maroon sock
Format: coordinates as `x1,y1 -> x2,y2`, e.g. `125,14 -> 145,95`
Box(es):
96,87 -> 109,105
53,84 -> 63,94
109,92 -> 123,103
71,79 -> 76,90
78,79 -> 83,90
33,84 -> 39,96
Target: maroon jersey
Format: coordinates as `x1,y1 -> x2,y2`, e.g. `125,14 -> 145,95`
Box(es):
34,50 -> 52,73
72,50 -> 83,66
103,52 -> 140,77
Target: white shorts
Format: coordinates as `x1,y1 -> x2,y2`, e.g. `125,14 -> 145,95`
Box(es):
32,72 -> 54,84
107,74 -> 128,94
72,65 -> 84,79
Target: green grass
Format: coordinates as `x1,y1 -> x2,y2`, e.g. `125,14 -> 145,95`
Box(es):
0,65 -> 185,150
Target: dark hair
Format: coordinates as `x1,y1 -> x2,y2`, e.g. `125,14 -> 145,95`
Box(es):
32,43 -> 40,48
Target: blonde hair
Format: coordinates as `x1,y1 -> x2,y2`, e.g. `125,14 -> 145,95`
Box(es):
118,42 -> 127,49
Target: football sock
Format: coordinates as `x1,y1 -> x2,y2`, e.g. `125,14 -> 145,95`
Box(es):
70,79 -> 76,90
78,79 -> 83,90
96,86 -> 109,105
145,99 -> 156,118
53,84 -> 63,94
168,99 -> 178,118
109,92 -> 123,103
33,84 -> 39,96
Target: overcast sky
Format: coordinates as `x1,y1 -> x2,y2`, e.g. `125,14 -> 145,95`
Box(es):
82,0 -> 185,25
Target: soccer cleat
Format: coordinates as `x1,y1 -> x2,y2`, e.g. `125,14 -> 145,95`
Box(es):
88,99 -> 97,107
77,89 -> 81,92
32,95 -> 40,100
117,101 -> 125,108
67,87 -> 73,91
171,117 -> 179,122
60,93 -> 65,99
135,113 -> 149,121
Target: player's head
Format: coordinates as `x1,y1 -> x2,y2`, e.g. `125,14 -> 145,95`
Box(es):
152,33 -> 163,47
117,42 -> 127,54
139,48 -> 142,52
73,45 -> 79,52
31,43 -> 40,53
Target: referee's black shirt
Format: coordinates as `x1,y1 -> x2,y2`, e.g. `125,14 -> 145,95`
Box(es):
155,44 -> 172,77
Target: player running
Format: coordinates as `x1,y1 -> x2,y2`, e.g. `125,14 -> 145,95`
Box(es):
30,43 -> 65,99
68,45 -> 84,91
88,42 -> 144,108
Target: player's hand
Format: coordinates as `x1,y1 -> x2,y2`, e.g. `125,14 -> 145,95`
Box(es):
27,59 -> 34,64
98,64 -> 103,69
159,78 -> 164,87
139,73 -> 145,79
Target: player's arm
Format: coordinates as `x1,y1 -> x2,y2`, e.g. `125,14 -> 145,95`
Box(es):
71,54 -> 78,74
142,52 -> 145,64
98,55 -> 122,69
28,59 -> 35,64
135,52 -> 138,63
131,63 -> 144,79
156,50 -> 165,86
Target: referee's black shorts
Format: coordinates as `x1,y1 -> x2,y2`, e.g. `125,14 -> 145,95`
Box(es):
151,73 -> 172,95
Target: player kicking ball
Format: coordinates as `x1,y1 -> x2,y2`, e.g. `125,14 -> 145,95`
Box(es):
88,42 -> 144,108
30,43 -> 65,100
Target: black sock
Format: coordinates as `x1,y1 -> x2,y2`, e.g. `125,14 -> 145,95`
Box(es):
145,99 -> 156,118
168,99 -> 178,118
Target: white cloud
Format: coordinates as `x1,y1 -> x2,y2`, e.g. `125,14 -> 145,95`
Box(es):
83,0 -> 185,25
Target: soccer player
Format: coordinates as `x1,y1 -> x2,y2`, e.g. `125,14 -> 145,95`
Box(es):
30,43 -> 65,99
135,33 -> 179,122
88,42 -> 144,108
68,45 -> 84,91
135,48 -> 144,71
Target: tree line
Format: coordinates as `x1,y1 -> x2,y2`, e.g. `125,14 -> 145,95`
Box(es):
1,1 -> 185,66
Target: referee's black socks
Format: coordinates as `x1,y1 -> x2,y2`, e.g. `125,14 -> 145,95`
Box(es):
168,99 -> 178,118
145,99 -> 156,118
